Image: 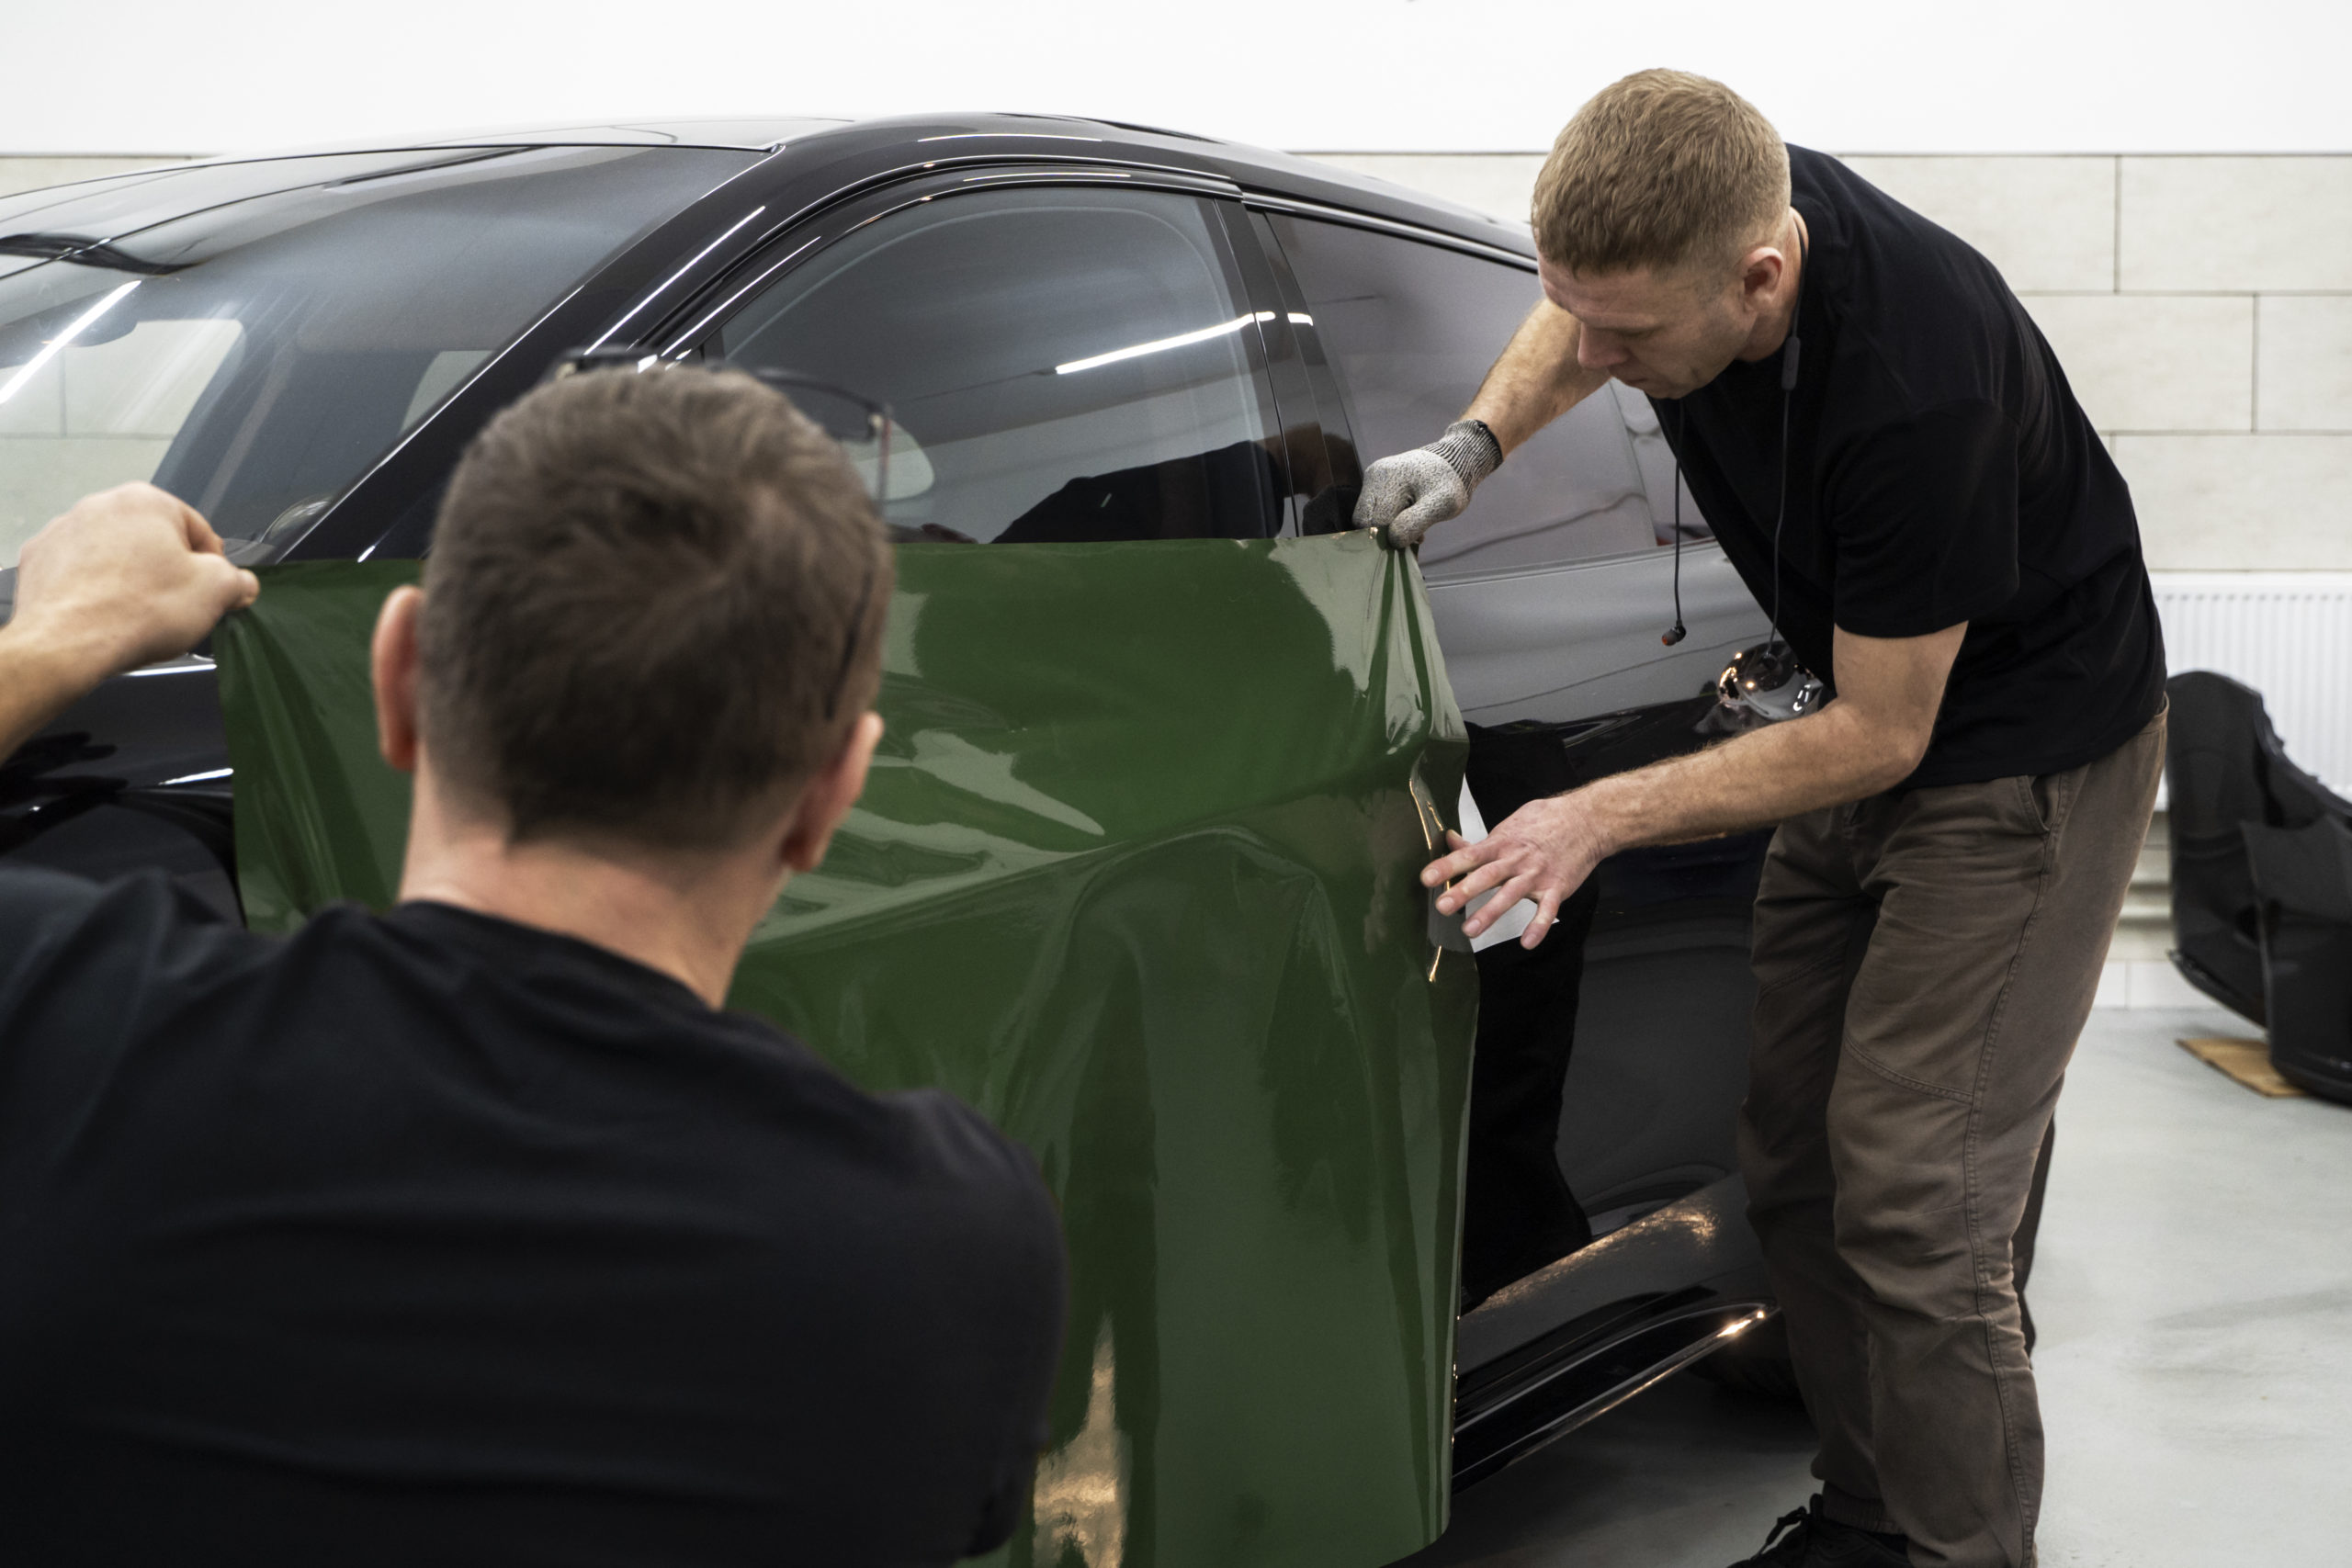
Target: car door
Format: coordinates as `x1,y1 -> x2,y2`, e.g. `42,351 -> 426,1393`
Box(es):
1259,205 -> 1773,1227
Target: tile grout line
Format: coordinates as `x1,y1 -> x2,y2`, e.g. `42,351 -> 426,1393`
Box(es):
2251,295 -> 2261,432
2111,155 -> 2122,295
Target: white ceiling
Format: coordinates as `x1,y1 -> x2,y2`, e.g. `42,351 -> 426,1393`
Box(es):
7,0 -> 2346,156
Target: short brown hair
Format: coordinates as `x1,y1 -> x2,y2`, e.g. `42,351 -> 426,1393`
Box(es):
417,367 -> 889,850
1531,69 -> 1790,276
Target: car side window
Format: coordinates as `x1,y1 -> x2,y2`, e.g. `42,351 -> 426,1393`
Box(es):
1264,214 -> 1704,581
712,186 -> 1286,545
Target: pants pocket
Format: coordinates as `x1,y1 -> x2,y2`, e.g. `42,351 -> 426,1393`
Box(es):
2016,765 -> 2083,837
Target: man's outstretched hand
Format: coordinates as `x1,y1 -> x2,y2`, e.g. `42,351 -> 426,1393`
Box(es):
1424,791 -> 1614,949
1,483 -> 259,757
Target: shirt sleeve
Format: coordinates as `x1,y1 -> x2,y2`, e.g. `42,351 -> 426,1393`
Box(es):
1822,399 -> 2020,638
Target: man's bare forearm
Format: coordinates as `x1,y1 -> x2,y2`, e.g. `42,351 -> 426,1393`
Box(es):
0,625 -> 107,761
1464,301 -> 1612,454
1575,699 -> 1922,861
1430,623 -> 1964,944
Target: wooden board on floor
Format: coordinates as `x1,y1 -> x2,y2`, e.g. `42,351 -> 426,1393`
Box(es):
2177,1036 -> 2307,1098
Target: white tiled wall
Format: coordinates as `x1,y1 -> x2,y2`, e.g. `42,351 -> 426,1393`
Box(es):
1840,154 -> 2118,293
1295,151 -> 2352,575
2027,293 -> 2252,432
2118,157 -> 2352,293
2118,435 -> 2352,568
2258,296 -> 2352,430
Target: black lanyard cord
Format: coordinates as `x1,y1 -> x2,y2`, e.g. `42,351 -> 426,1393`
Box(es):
1656,221 -> 1804,660
1664,454 -> 1688,646
1767,221 -> 1808,659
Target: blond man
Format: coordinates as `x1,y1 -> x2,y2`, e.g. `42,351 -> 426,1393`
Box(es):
1371,71 -> 2165,1568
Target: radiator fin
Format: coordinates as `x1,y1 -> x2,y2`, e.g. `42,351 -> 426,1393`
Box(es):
2152,571 -> 2352,796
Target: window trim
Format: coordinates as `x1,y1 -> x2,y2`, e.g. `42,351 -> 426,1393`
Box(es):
648,164 -> 1247,359
1241,192 -> 1539,275
659,168 -> 1302,545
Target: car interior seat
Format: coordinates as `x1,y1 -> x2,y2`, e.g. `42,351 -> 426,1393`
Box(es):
2163,671 -> 2352,1022
2242,815 -> 2352,1105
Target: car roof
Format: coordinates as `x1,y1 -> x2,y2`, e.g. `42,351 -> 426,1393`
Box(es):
135,110 -> 1534,261
215,117 -> 855,154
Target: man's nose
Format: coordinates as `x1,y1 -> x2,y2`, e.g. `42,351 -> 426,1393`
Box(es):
1577,332 -> 1626,370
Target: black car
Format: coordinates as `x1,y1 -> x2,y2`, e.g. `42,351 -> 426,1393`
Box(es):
0,113 -> 1781,1551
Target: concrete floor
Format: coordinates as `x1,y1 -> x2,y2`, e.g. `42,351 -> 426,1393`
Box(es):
1396,1007 -> 2352,1567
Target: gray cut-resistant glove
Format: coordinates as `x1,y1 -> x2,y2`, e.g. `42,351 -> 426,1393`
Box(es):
1352,419 -> 1504,548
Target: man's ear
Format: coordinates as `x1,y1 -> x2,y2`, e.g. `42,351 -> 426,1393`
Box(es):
371,585 -> 426,773
1736,244 -> 1785,313
781,711 -> 885,874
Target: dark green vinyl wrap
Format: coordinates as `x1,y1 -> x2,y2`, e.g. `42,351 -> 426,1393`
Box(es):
215,533 -> 1478,1567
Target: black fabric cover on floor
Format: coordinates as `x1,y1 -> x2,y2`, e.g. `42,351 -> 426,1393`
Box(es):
2242,816 -> 2352,1105
2162,671 -> 2352,1023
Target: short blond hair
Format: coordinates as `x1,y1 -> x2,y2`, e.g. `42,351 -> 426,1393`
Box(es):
1531,69 -> 1790,277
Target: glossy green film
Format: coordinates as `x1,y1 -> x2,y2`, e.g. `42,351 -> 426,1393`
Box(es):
215,533 -> 1476,1567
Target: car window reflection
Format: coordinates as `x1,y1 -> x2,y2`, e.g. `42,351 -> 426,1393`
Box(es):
714,188 -> 1287,546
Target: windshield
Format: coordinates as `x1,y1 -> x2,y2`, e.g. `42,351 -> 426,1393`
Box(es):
0,145 -> 758,578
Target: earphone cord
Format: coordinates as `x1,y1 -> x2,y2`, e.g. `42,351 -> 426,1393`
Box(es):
1663,389 -> 1789,659
1663,220 -> 1800,657
1669,460 -> 1685,634
1769,382 -> 1789,654
1767,224 -> 1808,659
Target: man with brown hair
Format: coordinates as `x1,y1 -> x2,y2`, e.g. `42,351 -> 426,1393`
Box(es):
1363,69 -> 2164,1568
0,370 -> 1064,1566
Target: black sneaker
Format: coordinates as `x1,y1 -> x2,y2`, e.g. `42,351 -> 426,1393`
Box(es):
1725,1496 -> 1911,1566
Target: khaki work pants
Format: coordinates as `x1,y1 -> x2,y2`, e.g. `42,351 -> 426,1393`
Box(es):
1738,707 -> 2165,1568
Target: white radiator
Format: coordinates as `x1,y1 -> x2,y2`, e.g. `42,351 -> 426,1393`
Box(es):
2152,571 -> 2352,798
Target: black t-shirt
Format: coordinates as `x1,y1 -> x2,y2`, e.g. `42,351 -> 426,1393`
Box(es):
0,868 -> 1066,1568
1656,145 -> 2165,786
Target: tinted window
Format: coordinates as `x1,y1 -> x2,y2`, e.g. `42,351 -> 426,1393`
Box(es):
1267,215 -> 1703,580
0,146 -> 757,572
713,186 -> 1284,545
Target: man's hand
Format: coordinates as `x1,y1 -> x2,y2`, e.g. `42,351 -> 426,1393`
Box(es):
1426,793 -> 1614,949
1352,420 -> 1502,549
0,484 -> 259,758
12,483 -> 258,674
1420,622 -> 1970,947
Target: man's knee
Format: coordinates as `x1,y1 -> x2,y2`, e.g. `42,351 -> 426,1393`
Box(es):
1823,1082 -> 2054,1329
